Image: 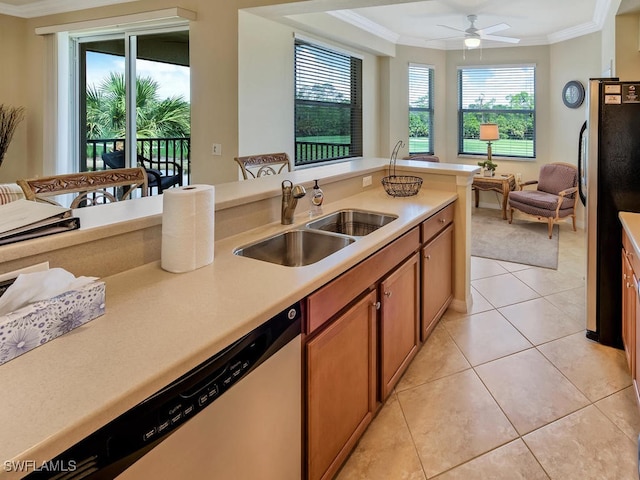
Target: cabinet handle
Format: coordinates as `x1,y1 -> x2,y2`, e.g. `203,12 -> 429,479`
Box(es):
439,218 -> 446,223
372,301 -> 381,310
424,253 -> 431,260
384,291 -> 392,297
627,282 -> 632,289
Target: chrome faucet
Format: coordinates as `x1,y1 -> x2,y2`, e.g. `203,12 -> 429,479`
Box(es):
281,180 -> 306,225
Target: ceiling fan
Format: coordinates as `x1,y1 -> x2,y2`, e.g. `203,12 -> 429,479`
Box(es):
437,14 -> 520,49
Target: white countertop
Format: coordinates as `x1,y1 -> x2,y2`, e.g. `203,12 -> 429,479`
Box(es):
620,212 -> 640,253
0,182 -> 459,476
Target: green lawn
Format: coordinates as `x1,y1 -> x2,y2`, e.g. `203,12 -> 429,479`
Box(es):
463,138 -> 533,157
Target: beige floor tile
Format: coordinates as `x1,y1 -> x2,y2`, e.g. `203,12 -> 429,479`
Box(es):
475,349 -> 589,434
396,323 -> 470,392
397,369 -> 518,478
595,386 -> 640,443
513,266 -> 585,296
432,439 -> 549,480
523,405 -> 638,480
335,394 -> 426,480
545,286 -> 586,322
444,309 -> 532,366
472,273 -> 540,308
443,287 -> 493,321
538,332 -> 631,401
496,259 -> 534,272
499,297 -> 584,345
471,256 -> 508,280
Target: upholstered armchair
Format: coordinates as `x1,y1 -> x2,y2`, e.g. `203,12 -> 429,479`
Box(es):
507,162 -> 578,239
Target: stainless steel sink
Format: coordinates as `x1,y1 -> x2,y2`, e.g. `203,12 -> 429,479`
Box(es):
234,229 -> 355,267
306,209 -> 398,237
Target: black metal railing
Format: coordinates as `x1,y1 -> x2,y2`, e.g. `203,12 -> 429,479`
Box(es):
295,141 -> 351,165
85,137 -> 191,187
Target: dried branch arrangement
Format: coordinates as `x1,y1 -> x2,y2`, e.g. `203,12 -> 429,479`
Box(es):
0,104 -> 25,168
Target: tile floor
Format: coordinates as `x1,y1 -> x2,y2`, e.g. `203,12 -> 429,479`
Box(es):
336,219 -> 640,479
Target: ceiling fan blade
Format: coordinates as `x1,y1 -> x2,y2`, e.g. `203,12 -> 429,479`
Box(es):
476,22 -> 510,35
480,34 -> 520,44
437,24 -> 467,34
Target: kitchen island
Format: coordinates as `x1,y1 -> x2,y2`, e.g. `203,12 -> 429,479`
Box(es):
0,158 -> 477,478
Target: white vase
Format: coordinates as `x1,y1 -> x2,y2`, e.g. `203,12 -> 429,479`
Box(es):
484,169 -> 495,177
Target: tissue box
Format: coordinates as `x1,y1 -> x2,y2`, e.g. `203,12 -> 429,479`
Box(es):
0,281 -> 105,366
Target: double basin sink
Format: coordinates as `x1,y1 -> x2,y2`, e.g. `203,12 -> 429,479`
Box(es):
234,209 -> 398,267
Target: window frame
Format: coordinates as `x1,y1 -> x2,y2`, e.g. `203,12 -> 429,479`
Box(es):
294,38 -> 363,167
408,63 -> 434,155
457,64 -> 536,160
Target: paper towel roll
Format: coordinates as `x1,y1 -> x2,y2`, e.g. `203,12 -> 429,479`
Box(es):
161,185 -> 215,273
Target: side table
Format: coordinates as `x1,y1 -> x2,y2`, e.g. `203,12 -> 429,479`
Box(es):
472,173 -> 517,220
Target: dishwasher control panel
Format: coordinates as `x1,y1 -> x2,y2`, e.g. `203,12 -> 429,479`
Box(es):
24,302 -> 302,480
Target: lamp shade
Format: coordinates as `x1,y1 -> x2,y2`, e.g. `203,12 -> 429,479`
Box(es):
464,36 -> 481,49
479,123 -> 499,141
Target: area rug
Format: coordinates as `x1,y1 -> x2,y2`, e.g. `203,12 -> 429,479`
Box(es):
471,208 -> 559,269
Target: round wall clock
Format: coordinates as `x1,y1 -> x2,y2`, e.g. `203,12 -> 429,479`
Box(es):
562,80 -> 585,108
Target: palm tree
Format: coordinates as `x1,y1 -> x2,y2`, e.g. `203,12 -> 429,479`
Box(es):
86,72 -> 190,140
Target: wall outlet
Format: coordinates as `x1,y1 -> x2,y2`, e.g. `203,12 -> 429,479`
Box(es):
362,175 -> 372,187
212,143 -> 222,156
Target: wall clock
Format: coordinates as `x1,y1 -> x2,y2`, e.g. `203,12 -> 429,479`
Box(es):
562,80 -> 585,109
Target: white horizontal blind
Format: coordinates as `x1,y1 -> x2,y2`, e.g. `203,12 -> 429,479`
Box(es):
458,65 -> 536,158
409,64 -> 434,154
294,39 -> 362,166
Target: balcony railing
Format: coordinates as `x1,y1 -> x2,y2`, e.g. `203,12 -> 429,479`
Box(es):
295,141 -> 352,165
85,137 -> 191,187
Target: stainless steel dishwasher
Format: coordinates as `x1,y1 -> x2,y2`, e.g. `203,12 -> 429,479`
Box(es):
25,302 -> 302,480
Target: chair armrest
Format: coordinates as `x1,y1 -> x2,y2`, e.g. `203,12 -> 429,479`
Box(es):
518,180 -> 538,191
558,186 -> 578,197
138,155 -> 183,176
144,168 -> 163,193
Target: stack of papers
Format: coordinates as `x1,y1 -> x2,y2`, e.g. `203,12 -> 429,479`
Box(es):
0,199 -> 80,246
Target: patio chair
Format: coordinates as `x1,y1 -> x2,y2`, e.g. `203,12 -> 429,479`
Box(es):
234,152 -> 291,179
507,162 -> 578,239
102,150 -> 183,194
17,168 -> 148,208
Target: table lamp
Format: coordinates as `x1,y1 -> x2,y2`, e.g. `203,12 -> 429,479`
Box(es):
479,123 -> 499,161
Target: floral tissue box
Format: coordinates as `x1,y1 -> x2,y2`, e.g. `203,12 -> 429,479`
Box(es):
0,281 -> 105,366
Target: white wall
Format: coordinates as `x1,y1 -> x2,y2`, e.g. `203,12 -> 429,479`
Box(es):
238,10 -> 380,176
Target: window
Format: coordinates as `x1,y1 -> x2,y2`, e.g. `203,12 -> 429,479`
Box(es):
408,64 -> 434,154
294,39 -> 362,166
458,65 -> 535,159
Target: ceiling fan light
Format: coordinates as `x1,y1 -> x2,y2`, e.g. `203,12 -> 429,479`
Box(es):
464,36 -> 481,49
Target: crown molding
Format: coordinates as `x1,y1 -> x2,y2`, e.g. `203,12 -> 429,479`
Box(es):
327,10 -> 400,43
0,0 -> 136,19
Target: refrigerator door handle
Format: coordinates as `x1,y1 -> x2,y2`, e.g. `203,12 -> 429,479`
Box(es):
578,120 -> 587,206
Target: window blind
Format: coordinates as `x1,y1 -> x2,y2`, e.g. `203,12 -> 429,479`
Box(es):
409,64 -> 434,154
458,65 -> 536,159
294,39 -> 362,166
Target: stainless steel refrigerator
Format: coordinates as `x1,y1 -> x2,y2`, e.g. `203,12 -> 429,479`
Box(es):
579,78 -> 640,347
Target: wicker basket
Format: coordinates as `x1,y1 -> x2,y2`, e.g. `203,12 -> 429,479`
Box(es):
382,175 -> 423,197
382,140 -> 423,197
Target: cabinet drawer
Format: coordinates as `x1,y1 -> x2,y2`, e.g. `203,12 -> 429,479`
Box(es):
421,203 -> 454,244
306,227 -> 420,334
623,229 -> 640,275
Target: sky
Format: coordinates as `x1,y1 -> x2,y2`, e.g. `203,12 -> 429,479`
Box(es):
86,51 -> 190,102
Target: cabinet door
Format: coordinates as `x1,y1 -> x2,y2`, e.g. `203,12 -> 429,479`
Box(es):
622,250 -> 635,376
422,223 -> 454,341
306,290 -> 377,480
379,253 -> 420,399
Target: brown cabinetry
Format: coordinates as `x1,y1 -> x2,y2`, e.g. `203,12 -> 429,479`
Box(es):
379,253 -> 420,399
306,290 -> 377,480
305,227 -> 420,480
304,201 -> 456,480
622,229 -> 640,403
421,205 -> 454,341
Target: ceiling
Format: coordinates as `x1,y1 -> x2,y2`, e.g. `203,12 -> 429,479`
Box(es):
3,0 -> 640,51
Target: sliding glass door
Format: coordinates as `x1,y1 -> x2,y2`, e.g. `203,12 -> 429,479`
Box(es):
73,28 -> 191,185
